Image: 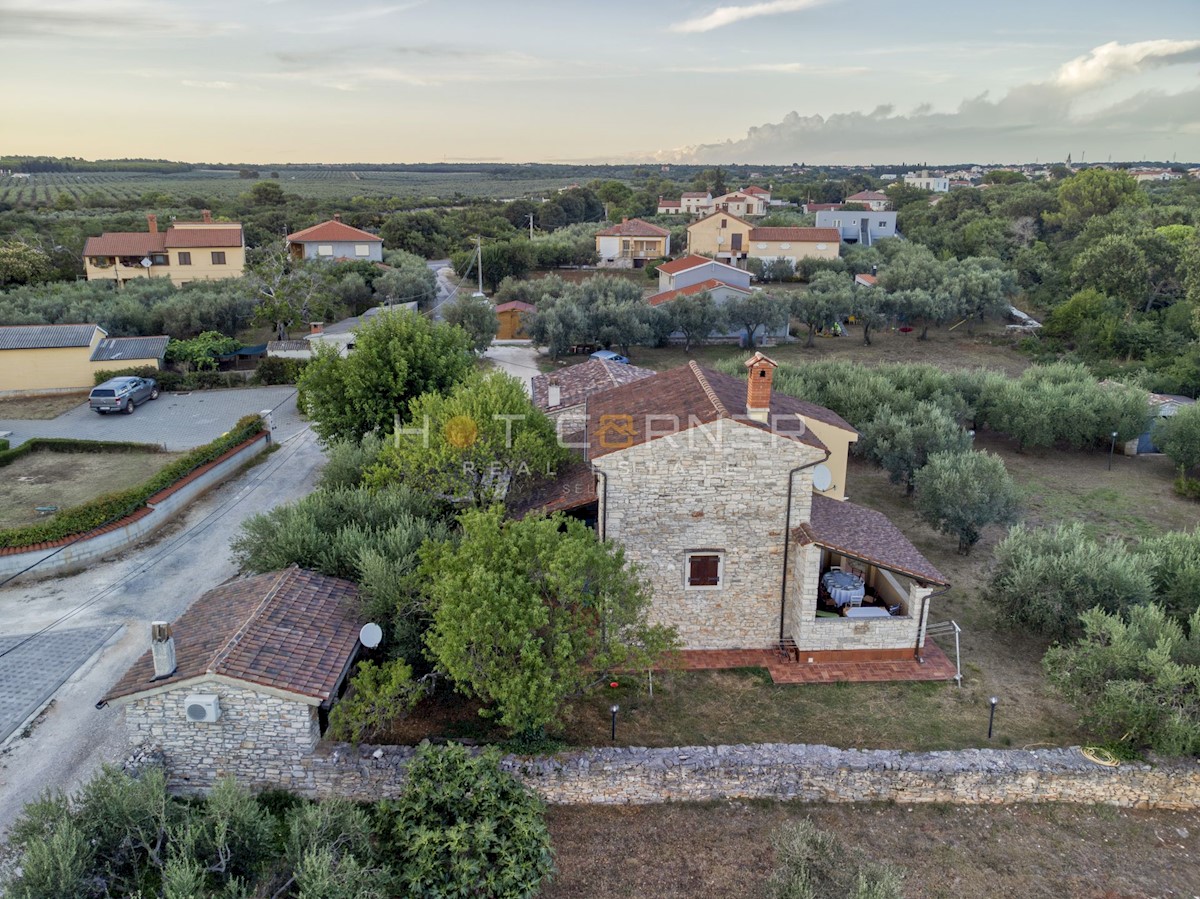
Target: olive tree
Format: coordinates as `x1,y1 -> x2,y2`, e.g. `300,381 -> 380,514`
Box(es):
914,450 -> 1022,553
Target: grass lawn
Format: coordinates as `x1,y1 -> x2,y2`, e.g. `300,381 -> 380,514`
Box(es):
0,449 -> 184,529
543,801 -> 1200,899
538,324 -> 1033,378
0,392 -> 89,420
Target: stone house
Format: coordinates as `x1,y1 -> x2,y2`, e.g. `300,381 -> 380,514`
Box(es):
515,354 -> 948,667
100,566 -> 363,790
532,356 -> 655,436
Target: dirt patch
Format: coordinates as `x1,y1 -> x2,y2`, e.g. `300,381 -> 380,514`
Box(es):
0,392 -> 89,420
0,449 -> 184,529
543,801 -> 1200,899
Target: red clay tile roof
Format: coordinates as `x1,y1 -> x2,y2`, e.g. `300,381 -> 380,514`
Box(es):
658,199 -> 682,206
681,192 -> 710,198
855,273 -> 878,285
495,300 -> 536,314
102,567 -> 362,706
164,226 -> 243,248
532,357 -> 656,410
584,361 -> 827,460
804,203 -> 843,212
798,495 -> 948,585
286,220 -> 382,243
507,458 -> 598,518
748,227 -> 841,243
742,186 -> 770,195
83,232 -> 167,256
689,209 -> 754,228
846,190 -> 889,202
647,278 -> 750,306
595,218 -> 670,238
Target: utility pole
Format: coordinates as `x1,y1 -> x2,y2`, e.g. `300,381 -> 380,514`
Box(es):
476,236 -> 483,295
526,213 -> 534,240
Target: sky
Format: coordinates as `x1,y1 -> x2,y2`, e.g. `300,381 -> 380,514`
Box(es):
2,0 -> 1198,165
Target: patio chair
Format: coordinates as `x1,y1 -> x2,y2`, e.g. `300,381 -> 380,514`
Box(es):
847,593 -> 864,608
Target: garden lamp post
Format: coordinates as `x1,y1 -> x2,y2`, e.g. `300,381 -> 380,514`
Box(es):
987,697 -> 998,740
1108,431 -> 1118,471
610,704 -> 619,742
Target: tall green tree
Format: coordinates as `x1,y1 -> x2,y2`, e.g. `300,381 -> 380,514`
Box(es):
725,292 -> 791,348
366,373 -> 568,507
793,272 -> 852,347
443,292 -> 499,353
914,450 -> 1022,553
1046,168 -> 1145,234
244,244 -> 328,340
859,402 -> 971,494
1154,402 -> 1200,473
667,290 -> 726,352
297,308 -> 474,442
420,509 -> 677,737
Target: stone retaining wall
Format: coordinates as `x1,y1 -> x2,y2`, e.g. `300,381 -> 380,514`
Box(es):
157,740 -> 1200,811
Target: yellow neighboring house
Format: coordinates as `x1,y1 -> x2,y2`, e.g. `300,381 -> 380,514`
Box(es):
83,212 -> 245,288
686,211 -> 754,264
746,227 -> 841,265
595,218 -> 671,268
0,324 -> 169,395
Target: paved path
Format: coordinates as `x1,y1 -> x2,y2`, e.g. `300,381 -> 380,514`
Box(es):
0,386 -> 304,451
0,424 -> 326,836
484,343 -> 541,395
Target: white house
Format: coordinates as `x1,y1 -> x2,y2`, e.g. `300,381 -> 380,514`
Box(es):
814,210 -> 898,246
903,171 -> 949,193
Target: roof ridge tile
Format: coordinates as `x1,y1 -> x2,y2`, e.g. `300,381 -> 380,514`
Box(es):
689,361 -> 728,418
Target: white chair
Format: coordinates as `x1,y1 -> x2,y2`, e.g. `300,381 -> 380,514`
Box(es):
847,591 -> 864,608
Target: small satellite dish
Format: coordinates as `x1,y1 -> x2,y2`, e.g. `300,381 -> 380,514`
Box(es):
812,463 -> 833,492
139,257 -> 152,268
358,622 -> 383,649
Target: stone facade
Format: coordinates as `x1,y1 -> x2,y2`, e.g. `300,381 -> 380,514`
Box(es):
124,679 -> 320,791
144,740 -> 1200,811
594,418 -> 824,648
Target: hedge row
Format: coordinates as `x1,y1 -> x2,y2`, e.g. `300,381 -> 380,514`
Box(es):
0,437 -> 164,469
93,366 -> 248,391
0,415 -> 266,549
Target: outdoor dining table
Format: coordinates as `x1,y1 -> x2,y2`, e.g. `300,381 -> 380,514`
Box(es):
822,570 -> 865,607
844,606 -> 891,619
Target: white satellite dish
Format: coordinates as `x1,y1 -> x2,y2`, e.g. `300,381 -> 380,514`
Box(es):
139,257 -> 152,268
358,622 -> 383,649
812,463 -> 833,492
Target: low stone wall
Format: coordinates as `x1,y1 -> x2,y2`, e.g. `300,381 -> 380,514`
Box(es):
156,740 -> 1200,810
0,431 -> 270,580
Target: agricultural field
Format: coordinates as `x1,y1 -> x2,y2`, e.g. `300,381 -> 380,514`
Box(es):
0,169 -> 583,209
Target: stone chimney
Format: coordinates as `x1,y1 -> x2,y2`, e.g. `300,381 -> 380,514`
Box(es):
333,213 -> 342,223
309,321 -> 324,335
150,621 -> 176,679
146,214 -> 158,233
744,352 -> 777,423
201,209 -> 212,224
547,380 -> 561,409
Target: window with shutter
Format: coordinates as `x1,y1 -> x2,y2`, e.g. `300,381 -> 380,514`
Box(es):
687,553 -> 722,588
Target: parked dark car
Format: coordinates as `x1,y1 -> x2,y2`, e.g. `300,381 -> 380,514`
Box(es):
89,376 -> 159,415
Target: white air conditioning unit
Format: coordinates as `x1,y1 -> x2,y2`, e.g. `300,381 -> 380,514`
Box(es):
184,694 -> 220,723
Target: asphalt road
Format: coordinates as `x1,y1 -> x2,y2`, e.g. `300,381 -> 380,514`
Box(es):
0,424 -> 326,837
484,344 -> 540,395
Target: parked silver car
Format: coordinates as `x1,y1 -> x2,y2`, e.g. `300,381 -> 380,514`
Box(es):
89,376 -> 159,415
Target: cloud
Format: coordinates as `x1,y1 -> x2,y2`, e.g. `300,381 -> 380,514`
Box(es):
265,47 -> 548,90
182,80 -> 238,90
668,61 -> 867,76
1054,39 -> 1200,91
669,0 -> 830,34
283,1 -> 425,35
655,39 -> 1200,164
0,0 -> 239,38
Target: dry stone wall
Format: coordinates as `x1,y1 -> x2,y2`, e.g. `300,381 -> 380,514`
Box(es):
153,740 -> 1200,810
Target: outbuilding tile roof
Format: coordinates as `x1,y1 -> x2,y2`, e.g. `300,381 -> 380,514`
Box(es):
595,218 -> 670,238
798,494 -> 948,585
748,227 -> 841,243
286,219 -> 382,243
494,300 -> 536,314
507,458 -> 598,518
90,335 -> 170,362
532,357 -> 656,411
102,567 -> 362,706
0,323 -> 100,350
647,278 -> 750,306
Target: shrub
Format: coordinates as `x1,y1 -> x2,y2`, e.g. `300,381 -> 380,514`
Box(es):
254,354 -> 307,385
1044,604 -> 1200,756
914,450 -> 1022,553
93,365 -> 160,386
381,742 -> 553,898
0,437 -> 8,452
767,819 -> 904,899
327,658 -> 425,744
319,433 -> 387,490
986,523 -> 1157,640
858,403 -> 971,494
1154,403 -> 1200,474
1174,475 -> 1200,501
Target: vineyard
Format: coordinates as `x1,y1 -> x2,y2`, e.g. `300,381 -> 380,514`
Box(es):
0,169 -> 581,208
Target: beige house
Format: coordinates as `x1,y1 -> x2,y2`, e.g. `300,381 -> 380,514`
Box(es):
83,212 -> 245,287
712,192 -> 768,217
0,324 -> 168,395
686,211 -> 754,264
681,191 -> 712,215
595,218 -> 670,268
516,354 -> 945,670
747,227 -> 841,266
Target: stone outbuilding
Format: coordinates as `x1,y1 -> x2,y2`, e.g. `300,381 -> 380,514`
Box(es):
100,566 -> 363,791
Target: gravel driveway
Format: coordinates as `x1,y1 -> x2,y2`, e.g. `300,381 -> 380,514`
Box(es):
0,386 -> 305,451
